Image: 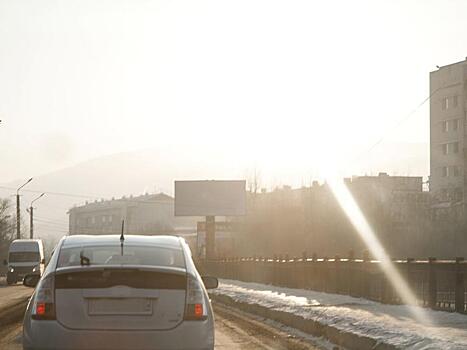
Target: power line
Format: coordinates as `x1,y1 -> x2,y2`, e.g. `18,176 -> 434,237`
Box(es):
0,186 -> 176,205
0,186 -> 100,199
34,219 -> 68,227
34,215 -> 69,224
346,87 -> 441,169
35,221 -> 68,229
34,222 -> 68,230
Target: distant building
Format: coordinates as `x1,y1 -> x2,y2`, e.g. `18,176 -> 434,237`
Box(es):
68,193 -> 197,235
237,173 -> 429,258
430,59 -> 467,209
348,173 -> 428,230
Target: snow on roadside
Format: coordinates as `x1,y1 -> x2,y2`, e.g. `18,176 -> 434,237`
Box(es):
212,279 -> 467,350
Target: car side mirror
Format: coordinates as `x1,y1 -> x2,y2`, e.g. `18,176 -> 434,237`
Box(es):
202,276 -> 219,289
23,274 -> 40,288
2,259 -> 7,266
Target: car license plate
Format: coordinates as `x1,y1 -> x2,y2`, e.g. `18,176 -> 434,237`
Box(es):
88,298 -> 153,316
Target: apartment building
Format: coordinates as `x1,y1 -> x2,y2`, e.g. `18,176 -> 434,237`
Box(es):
430,59 -> 467,205
68,193 -> 197,235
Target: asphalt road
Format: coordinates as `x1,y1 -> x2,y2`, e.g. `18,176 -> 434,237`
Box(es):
0,280 -> 325,350
0,278 -> 33,308
1,310 -> 324,350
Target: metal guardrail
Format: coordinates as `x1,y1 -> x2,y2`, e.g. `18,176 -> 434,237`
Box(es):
202,256 -> 467,313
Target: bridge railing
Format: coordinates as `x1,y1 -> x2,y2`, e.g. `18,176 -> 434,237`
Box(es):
201,255 -> 467,313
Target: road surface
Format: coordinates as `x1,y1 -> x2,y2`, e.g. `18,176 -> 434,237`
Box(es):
0,314 -> 324,350
0,278 -> 32,308
0,279 -> 326,349
0,305 -> 325,350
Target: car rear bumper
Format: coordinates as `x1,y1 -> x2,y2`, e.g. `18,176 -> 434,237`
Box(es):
23,319 -> 215,350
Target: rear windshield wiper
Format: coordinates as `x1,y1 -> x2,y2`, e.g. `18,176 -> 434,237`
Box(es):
80,250 -> 91,266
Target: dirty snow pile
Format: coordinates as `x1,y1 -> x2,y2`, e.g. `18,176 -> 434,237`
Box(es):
212,279 -> 467,350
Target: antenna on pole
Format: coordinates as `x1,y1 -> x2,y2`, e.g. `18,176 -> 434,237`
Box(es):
120,220 -> 125,256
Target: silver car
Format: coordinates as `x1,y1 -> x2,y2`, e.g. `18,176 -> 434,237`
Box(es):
22,235 -> 218,350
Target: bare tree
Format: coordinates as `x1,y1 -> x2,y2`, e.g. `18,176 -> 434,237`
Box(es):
246,167 -> 262,194
0,198 -> 15,271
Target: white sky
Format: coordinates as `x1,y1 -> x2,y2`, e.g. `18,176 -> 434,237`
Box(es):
1,0 -> 466,184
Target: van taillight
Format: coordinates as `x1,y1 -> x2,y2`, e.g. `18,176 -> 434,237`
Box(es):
184,276 -> 207,321
32,274 -> 56,320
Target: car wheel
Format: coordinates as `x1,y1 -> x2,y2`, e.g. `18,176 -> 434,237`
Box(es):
6,272 -> 16,285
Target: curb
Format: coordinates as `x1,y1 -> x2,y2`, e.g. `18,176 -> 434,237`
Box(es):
210,293 -> 399,350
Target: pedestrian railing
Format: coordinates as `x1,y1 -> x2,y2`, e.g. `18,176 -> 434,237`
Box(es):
201,255 -> 467,313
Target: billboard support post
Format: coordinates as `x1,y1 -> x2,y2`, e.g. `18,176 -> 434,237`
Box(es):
206,216 -> 215,260
174,180 -> 247,261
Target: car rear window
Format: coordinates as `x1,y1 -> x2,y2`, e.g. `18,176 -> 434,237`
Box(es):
9,252 -> 40,263
57,245 -> 185,269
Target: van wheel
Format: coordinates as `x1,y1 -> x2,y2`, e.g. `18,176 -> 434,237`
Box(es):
6,273 -> 16,285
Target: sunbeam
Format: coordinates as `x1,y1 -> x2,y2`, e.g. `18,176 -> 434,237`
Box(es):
327,177 -> 432,326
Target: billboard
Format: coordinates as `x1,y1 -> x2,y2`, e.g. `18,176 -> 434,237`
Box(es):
174,180 -> 246,216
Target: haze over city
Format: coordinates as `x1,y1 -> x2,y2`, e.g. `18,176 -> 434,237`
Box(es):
3,1 -> 467,349
2,0 -> 467,188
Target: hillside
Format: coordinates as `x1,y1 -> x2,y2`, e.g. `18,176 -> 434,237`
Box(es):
0,143 -> 429,249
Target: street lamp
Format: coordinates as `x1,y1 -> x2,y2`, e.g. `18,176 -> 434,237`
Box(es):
29,193 -> 45,239
16,178 -> 33,239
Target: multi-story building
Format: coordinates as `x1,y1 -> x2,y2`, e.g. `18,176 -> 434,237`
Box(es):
68,193 -> 197,235
237,174 -> 428,258
348,173 -> 427,231
430,59 -> 467,206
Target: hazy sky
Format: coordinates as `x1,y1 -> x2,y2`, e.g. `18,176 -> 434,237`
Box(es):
1,0 -> 466,184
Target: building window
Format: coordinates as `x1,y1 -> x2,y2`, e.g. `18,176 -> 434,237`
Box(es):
441,142 -> 460,154
442,119 -> 459,132
442,165 -> 461,177
442,121 -> 448,132
442,97 -> 449,110
108,215 -> 113,223
442,96 -> 459,110
91,216 -> 96,224
102,216 -> 106,223
441,166 -> 448,177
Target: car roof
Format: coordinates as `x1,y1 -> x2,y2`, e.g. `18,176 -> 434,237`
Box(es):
11,239 -> 42,244
62,235 -> 182,249
9,239 -> 43,252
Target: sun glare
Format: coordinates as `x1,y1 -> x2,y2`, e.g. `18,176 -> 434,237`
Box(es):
326,176 -> 431,326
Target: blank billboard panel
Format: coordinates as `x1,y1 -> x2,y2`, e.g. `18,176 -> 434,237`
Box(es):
175,180 -> 246,216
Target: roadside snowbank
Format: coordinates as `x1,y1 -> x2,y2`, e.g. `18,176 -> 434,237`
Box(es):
211,279 -> 467,350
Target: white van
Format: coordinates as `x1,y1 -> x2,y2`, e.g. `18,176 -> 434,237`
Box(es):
3,239 -> 45,284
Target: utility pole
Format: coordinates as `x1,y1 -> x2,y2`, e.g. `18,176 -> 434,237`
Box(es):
16,178 -> 33,240
29,206 -> 33,239
205,216 -> 216,260
29,193 -> 45,239
16,194 -> 20,240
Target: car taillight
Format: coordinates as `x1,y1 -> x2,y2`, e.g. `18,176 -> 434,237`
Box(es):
184,276 -> 207,321
32,274 -> 55,320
